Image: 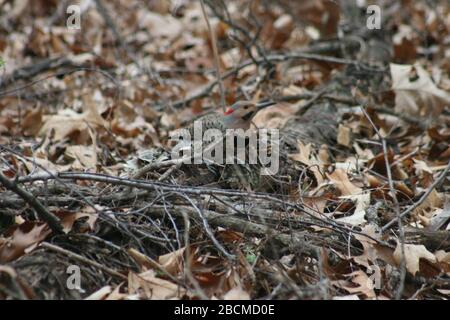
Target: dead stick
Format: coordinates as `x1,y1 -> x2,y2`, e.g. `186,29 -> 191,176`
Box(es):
0,172 -> 63,233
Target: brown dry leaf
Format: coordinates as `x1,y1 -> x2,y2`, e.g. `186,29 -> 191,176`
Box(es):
281,0 -> 339,37
413,159 -> 433,174
393,25 -> 417,62
353,225 -> 396,267
65,145 -> 97,170
128,270 -> 186,299
395,181 -> 414,200
158,247 -> 186,276
65,145 -> 98,169
390,63 -> 450,117
221,48 -> 240,69
414,189 -> 443,218
105,284 -> 128,300
393,243 -> 436,275
327,168 -> 362,196
138,11 -> 182,41
149,0 -> 172,14
57,207 -> 98,233
289,142 -> 324,184
267,14 -> 294,49
56,211 -> 78,233
337,193 -> 370,226
252,102 -> 296,129
21,107 -> 42,136
427,127 -> 450,142
216,229 -> 244,244
112,115 -> 155,138
332,270 -> 376,299
337,124 -> 352,147
0,222 -> 51,263
39,99 -> 105,142
434,250 -> 450,275
77,206 -> 99,231
39,109 -> 90,141
19,154 -> 71,174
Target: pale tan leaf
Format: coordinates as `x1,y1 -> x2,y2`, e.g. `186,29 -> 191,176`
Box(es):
128,270 -> 186,299
337,193 -> 370,226
413,159 -> 433,174
158,247 -> 186,276
332,271 -> 376,298
337,124 -> 352,147
391,63 -> 450,116
0,222 -> 51,263
289,142 -> 324,184
353,225 -> 396,267
138,11 -> 182,40
393,243 -> 436,275
327,168 -> 362,196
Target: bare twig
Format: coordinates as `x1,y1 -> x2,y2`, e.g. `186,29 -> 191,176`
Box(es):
170,51 -> 381,109
176,192 -> 235,260
0,66 -> 119,98
296,88 -> 329,115
0,172 -> 63,233
15,171 -> 390,248
0,56 -> 84,89
157,163 -> 181,182
381,160 -> 450,232
359,104 -> 406,299
132,158 -> 187,180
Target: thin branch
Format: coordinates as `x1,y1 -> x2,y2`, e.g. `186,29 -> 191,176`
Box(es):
0,67 -> 120,98
0,172 -> 63,233
381,160 -> 450,232
15,171 -> 390,248
170,51 -> 382,109
359,103 -> 406,299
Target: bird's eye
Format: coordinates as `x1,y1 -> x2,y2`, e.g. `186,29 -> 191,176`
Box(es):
244,106 -> 249,109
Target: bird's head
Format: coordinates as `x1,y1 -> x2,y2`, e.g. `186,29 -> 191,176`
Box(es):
223,100 -> 276,129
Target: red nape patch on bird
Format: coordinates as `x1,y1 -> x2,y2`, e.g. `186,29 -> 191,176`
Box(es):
224,108 -> 234,115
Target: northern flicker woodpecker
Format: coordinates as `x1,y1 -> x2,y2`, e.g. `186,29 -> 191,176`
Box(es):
167,101 -> 276,190
184,100 -> 276,166
133,101 -> 276,185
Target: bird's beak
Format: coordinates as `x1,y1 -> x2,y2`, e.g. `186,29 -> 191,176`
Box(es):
256,100 -> 276,109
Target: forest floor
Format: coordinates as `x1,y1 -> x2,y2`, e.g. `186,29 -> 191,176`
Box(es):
0,0 -> 449,300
